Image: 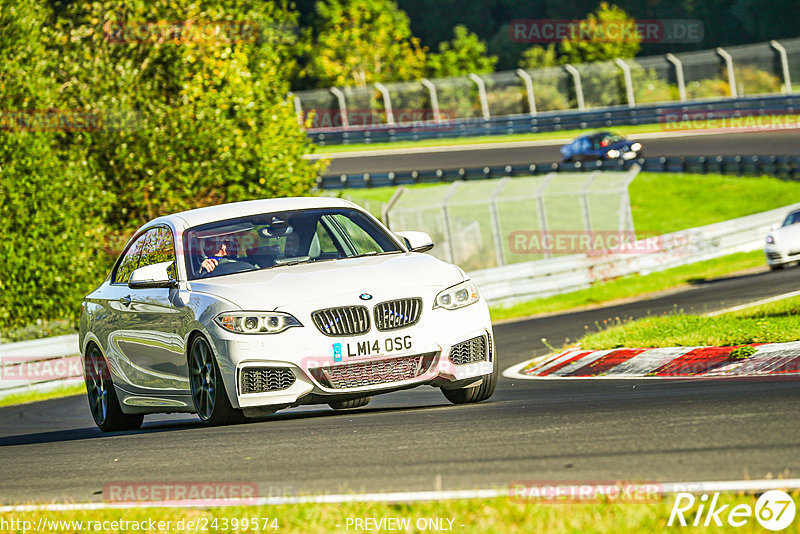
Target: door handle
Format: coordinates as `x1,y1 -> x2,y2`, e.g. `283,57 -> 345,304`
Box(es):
119,295 -> 132,306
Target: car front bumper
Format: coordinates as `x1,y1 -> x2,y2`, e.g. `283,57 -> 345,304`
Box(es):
207,298 -> 494,410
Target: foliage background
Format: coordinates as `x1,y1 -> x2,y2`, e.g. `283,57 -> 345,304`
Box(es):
0,0 -> 323,330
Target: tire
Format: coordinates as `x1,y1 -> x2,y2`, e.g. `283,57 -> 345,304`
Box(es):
769,263 -> 785,271
329,396 -> 372,410
188,335 -> 244,426
84,344 -> 143,432
441,352 -> 499,405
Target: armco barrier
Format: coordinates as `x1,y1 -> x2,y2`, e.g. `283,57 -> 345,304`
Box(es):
472,202 -> 800,307
308,94 -> 800,146
0,334 -> 81,396
318,155 -> 800,189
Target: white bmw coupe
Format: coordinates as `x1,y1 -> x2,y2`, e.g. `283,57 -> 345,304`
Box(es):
80,197 -> 497,431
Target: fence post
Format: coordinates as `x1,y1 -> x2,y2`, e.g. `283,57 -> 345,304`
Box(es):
620,164 -> 641,236
420,78 -> 441,123
382,186 -> 406,229
716,47 -> 738,98
535,172 -> 557,258
770,40 -> 793,94
292,94 -> 304,126
329,87 -> 349,128
580,171 -> 601,234
488,178 -> 510,266
614,58 -> 636,107
374,82 -> 395,125
564,64 -> 585,110
665,53 -> 687,102
516,68 -> 537,116
468,73 -> 491,120
441,182 -> 462,264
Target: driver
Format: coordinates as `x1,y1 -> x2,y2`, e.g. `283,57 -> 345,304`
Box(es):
200,236 -> 233,274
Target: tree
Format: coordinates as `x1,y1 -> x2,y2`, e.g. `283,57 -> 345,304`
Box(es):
304,0 -> 427,87
518,44 -> 559,69
426,25 -> 497,78
0,0 -> 324,329
52,0 -> 324,230
559,2 -> 641,64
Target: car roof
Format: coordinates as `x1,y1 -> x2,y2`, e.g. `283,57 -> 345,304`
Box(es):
575,131 -> 613,141
145,196 -> 359,231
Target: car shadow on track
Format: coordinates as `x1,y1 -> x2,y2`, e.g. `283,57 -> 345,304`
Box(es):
0,400 -> 484,447
686,266 -> 785,286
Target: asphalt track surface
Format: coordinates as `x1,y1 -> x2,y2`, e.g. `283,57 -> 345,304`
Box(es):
1,266 -> 799,504
322,130 -> 800,176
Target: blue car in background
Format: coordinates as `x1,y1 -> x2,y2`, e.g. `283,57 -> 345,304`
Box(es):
560,131 -> 643,162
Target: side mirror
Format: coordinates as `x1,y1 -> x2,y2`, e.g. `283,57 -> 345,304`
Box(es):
770,223 -> 780,231
129,261 -> 177,289
395,231 -> 434,253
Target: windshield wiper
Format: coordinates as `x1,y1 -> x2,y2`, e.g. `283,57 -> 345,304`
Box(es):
274,256 -> 313,267
349,251 -> 402,259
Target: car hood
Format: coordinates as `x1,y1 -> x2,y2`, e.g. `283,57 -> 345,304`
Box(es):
771,224 -> 800,244
188,252 -> 465,309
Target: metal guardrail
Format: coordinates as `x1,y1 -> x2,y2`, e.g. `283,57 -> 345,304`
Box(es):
309,94 -> 800,146
0,334 -> 81,396
471,202 -> 800,307
319,154 -> 800,189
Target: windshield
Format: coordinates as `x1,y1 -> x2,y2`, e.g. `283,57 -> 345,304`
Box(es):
183,208 -> 403,279
782,210 -> 800,227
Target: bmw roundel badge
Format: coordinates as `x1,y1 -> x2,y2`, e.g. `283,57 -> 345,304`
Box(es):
359,293 -> 373,301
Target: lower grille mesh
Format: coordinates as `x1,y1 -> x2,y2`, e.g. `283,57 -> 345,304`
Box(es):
240,367 -> 296,394
449,335 -> 488,365
310,353 -> 436,389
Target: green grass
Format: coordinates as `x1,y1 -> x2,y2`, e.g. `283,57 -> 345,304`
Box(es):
336,172 -> 800,237
489,250 -> 765,322
578,295 -> 800,350
0,383 -> 85,408
2,493 -> 797,533
0,319 -> 76,344
629,173 -> 800,237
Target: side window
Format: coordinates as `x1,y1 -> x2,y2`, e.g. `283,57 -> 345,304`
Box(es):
139,226 -> 176,279
330,214 -> 383,255
113,230 -> 154,284
315,221 -> 339,254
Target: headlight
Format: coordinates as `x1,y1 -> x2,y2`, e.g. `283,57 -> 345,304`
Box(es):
630,142 -> 642,151
215,312 -> 302,334
766,235 -> 775,244
606,149 -> 620,158
434,280 -> 480,310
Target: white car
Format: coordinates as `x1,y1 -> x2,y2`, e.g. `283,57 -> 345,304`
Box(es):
765,208 -> 800,270
79,197 -> 496,431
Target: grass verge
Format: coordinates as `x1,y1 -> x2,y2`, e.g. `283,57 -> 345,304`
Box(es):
578,295 -> 800,350
489,250 -> 765,323
2,493 -> 797,533
0,383 -> 85,409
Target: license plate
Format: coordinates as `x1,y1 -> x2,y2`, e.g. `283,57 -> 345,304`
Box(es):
336,335 -> 413,359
